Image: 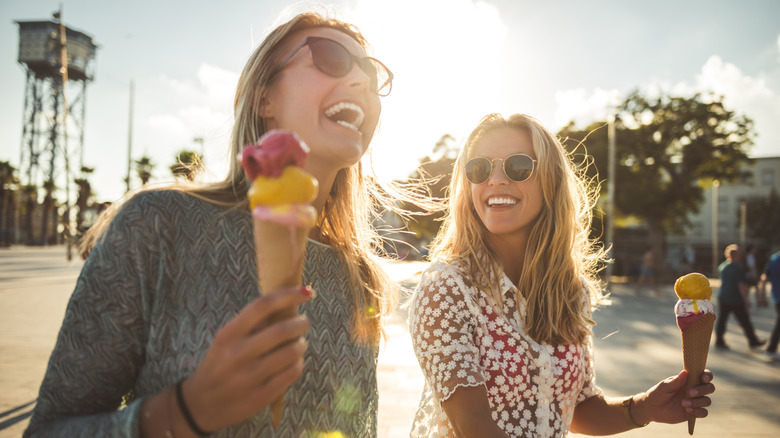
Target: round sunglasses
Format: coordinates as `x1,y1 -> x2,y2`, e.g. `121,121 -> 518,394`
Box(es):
464,154 -> 537,184
273,36 -> 394,96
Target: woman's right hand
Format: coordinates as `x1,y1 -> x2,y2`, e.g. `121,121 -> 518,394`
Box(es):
181,285 -> 313,432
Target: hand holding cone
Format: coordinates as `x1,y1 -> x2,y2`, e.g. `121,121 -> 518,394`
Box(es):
673,272 -> 716,435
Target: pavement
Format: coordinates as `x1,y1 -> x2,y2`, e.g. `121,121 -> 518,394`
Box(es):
1,246 -> 779,437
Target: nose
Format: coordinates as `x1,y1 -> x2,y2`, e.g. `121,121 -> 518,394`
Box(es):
345,61 -> 371,92
486,159 -> 509,185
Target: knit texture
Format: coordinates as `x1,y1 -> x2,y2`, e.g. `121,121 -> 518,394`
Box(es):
24,190 -> 378,437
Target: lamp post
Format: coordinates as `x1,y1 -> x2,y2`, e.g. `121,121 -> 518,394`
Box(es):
605,113 -> 616,283
711,180 -> 720,277
126,79 -> 135,192
54,5 -> 72,260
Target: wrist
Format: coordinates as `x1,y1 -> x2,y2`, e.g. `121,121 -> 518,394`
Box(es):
176,378 -> 215,437
621,394 -> 650,429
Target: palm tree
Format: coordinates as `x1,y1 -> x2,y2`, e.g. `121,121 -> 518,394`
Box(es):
170,150 -> 203,182
74,166 -> 94,233
0,162 -> 19,246
41,179 -> 56,245
135,156 -> 155,185
22,185 -> 37,245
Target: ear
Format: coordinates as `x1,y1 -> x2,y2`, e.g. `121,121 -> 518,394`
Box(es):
257,89 -> 276,119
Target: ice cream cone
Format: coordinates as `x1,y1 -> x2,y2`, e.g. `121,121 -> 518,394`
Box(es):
253,218 -> 311,428
680,312 -> 715,435
242,130 -> 318,429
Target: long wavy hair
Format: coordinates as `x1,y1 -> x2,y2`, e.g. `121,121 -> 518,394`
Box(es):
429,113 -> 607,345
81,11 -> 397,345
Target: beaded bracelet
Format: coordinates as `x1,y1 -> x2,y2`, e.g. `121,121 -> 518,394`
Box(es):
621,395 -> 649,429
174,379 -> 213,437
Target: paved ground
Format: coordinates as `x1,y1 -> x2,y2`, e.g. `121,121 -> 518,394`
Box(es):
1,246 -> 779,437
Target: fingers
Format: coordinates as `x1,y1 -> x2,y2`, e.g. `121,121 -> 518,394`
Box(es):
251,354 -> 306,405
222,286 -> 314,339
252,337 -> 308,387
242,314 -> 310,359
659,370 -> 687,392
687,369 -> 715,397
682,395 -> 712,418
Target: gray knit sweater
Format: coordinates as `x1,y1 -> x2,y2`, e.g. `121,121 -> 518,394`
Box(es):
24,190 -> 378,437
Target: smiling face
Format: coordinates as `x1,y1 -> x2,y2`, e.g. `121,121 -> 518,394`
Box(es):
262,27 -> 382,174
468,127 -> 543,244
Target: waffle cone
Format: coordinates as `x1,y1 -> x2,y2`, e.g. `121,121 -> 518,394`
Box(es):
253,218 -> 311,428
680,312 -> 715,435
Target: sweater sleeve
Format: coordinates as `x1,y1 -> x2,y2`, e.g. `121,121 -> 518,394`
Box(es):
24,193 -> 161,437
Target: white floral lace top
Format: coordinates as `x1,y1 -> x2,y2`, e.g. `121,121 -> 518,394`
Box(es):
409,260 -> 602,438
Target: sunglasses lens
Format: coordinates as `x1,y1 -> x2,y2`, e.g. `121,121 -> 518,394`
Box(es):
504,155 -> 534,182
309,38 -> 393,96
309,38 -> 352,77
465,158 -> 492,184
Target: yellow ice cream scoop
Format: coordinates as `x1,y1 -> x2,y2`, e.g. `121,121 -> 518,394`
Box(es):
248,166 -> 318,208
674,272 -> 712,300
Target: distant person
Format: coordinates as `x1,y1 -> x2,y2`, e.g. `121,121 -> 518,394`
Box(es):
745,244 -> 760,303
759,250 -> 780,360
715,244 -> 766,350
683,243 -> 695,272
409,113 -> 715,437
635,246 -> 659,296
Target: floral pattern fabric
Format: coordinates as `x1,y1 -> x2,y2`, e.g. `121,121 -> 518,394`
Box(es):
409,260 -> 602,438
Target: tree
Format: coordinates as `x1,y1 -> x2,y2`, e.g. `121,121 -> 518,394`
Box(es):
135,156 -> 155,185
41,179 -> 56,245
22,185 -> 37,245
399,134 -> 458,242
743,189 -> 780,248
170,150 -> 203,182
0,162 -> 19,246
559,91 -> 754,276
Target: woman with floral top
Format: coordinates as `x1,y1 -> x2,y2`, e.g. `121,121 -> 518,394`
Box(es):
409,113 -> 715,438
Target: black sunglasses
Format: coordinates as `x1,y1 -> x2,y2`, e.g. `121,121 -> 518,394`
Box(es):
273,36 -> 394,97
464,154 -> 537,184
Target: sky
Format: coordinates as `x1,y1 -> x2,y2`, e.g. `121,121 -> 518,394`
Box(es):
1,0 -> 779,203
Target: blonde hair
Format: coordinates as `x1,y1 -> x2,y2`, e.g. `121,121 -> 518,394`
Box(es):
81,11 -> 396,345
429,113 -> 607,345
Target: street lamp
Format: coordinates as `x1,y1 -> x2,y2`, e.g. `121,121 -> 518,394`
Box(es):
54,5 -> 73,261
605,113 -> 616,283
711,180 -> 720,276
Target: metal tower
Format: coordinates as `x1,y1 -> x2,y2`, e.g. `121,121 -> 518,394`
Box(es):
15,16 -> 97,203
15,12 -> 97,253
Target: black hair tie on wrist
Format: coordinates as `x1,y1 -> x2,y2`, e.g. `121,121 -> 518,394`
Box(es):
175,378 -> 213,437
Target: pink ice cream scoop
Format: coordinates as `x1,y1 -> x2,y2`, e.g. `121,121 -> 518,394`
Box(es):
241,130 -> 309,179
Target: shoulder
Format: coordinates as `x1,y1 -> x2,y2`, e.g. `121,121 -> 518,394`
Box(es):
124,189 -> 208,214
413,260 -> 472,304
119,189 -> 227,228
100,189 -> 230,247
419,260 -> 468,289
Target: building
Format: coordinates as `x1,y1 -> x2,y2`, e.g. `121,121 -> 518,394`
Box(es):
667,155 -> 780,274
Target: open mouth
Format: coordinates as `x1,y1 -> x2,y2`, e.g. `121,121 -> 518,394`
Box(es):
487,196 -> 518,207
324,102 -> 365,132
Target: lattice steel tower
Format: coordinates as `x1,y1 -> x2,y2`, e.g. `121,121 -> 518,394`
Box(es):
15,16 -> 97,193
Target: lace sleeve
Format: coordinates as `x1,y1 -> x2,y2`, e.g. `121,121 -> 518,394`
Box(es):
410,262 -> 484,402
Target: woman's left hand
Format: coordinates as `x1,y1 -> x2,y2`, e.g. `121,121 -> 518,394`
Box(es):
635,369 -> 715,424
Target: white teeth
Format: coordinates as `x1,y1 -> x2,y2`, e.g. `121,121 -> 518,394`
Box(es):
324,102 -> 365,132
488,197 -> 518,206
